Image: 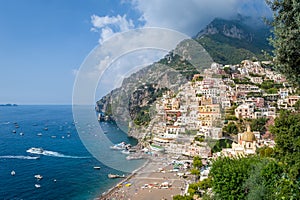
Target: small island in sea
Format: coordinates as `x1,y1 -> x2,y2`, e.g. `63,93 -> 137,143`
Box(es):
0,104 -> 18,107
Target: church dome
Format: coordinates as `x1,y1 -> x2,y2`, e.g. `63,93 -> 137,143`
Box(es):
241,125 -> 256,142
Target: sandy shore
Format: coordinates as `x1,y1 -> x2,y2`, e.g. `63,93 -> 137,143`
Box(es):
99,154 -> 187,200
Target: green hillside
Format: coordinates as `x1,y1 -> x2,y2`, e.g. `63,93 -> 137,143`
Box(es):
195,18 -> 273,64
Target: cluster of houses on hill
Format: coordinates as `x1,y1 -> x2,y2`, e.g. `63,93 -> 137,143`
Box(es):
145,60 -> 299,158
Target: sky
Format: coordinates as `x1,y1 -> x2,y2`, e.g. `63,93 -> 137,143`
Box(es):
0,0 -> 271,105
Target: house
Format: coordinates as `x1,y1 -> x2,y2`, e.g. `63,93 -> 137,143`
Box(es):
287,96 -> 300,106
235,103 -> 255,119
279,88 -> 289,99
250,76 -> 263,84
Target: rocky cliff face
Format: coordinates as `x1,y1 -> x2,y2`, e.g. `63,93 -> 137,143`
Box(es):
96,39 -> 212,138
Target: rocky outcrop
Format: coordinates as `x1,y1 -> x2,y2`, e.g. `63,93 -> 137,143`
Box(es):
96,39 -> 212,137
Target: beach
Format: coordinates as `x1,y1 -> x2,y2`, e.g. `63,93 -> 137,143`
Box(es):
99,154 -> 188,200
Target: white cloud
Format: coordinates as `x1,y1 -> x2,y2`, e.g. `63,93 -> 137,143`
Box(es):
91,14 -> 135,43
127,0 -> 271,36
90,1 -> 271,43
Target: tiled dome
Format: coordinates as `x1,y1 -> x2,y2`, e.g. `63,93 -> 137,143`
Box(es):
241,125 -> 256,142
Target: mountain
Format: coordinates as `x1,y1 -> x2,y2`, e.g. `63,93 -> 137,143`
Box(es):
195,17 -> 273,64
96,39 -> 213,137
96,16 -> 273,137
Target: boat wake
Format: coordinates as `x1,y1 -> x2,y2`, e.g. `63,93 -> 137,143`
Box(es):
26,147 -> 89,159
0,155 -> 40,160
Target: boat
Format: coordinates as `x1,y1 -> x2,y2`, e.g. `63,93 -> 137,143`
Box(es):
44,127 -> 48,131
121,148 -> 136,154
11,170 -> 16,176
149,144 -> 165,152
34,174 -> 43,180
93,166 -> 101,170
121,150 -> 130,154
27,147 -> 44,154
19,132 -> 24,136
110,142 -> 127,150
12,130 -> 16,133
126,155 -> 144,160
108,174 -> 125,179
37,133 -> 42,136
35,184 -> 41,188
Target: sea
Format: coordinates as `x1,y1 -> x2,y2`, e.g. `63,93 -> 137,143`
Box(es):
0,105 -> 144,200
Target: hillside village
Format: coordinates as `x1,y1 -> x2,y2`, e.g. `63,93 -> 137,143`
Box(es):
141,59 -> 299,160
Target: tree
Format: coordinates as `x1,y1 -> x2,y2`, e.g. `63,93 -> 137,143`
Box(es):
266,0 -> 300,85
294,100 -> 300,111
193,156 -> 203,169
173,195 -> 193,200
250,117 -> 269,133
210,156 -> 260,199
270,110 -> 300,181
222,122 -> 238,135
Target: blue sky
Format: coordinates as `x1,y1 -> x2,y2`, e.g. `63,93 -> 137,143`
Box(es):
0,0 -> 271,105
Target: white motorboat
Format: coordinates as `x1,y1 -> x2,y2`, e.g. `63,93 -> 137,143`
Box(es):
93,166 -> 101,170
27,147 -> 44,154
110,142 -> 127,150
35,184 -> 41,188
34,174 -> 43,179
11,170 -> 16,176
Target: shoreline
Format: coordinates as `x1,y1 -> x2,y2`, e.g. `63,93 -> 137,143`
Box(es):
98,159 -> 150,200
97,152 -> 187,200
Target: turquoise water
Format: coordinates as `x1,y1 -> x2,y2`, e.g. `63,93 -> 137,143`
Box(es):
0,105 -> 143,199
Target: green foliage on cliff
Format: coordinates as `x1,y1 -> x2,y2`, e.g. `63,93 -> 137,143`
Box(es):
130,85 -> 169,126
158,54 -> 200,80
195,18 -> 272,65
197,35 -> 260,65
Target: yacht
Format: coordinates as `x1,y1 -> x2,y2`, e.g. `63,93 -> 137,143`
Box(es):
110,142 -> 127,150
108,174 -> 125,179
11,170 -> 16,176
35,184 -> 41,188
34,174 -> 43,180
93,166 -> 101,170
27,147 -> 44,154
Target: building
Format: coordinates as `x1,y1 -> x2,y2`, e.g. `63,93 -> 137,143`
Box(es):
222,125 -> 257,157
235,103 -> 255,119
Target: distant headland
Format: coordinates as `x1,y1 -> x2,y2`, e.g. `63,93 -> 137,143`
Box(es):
0,104 -> 18,106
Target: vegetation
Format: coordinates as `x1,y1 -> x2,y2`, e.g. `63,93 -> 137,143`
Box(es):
270,110 -> 300,181
211,139 -> 233,153
158,53 -> 200,80
196,17 -> 272,64
222,122 -> 238,135
181,110 -> 300,200
129,85 -> 169,126
250,117 -> 268,133
233,77 -> 252,85
194,135 -> 205,143
267,0 -> 300,85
